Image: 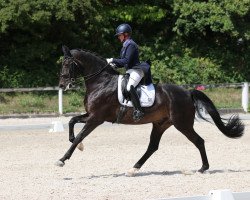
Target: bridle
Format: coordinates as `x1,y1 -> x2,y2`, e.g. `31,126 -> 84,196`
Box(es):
60,57 -> 78,88
60,56 -> 110,88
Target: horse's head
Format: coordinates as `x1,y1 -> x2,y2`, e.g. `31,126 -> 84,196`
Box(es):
59,46 -> 117,90
59,45 -> 78,90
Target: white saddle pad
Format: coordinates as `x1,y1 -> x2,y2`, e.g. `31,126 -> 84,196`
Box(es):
118,75 -> 155,107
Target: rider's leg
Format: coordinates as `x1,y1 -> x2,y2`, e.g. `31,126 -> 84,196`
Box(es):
126,69 -> 144,92
126,69 -> 144,121
129,85 -> 144,111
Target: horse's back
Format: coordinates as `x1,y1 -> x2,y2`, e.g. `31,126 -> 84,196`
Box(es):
158,83 -> 196,124
159,83 -> 191,100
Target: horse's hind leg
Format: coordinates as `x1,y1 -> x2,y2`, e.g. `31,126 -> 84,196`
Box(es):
175,125 -> 209,173
127,122 -> 170,176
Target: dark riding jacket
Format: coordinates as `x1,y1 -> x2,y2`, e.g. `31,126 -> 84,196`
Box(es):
113,38 -> 140,70
113,38 -> 152,85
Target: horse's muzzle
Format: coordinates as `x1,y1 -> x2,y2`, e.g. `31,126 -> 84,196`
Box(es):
59,84 -> 65,90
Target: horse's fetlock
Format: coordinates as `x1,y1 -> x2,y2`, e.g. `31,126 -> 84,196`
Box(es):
133,163 -> 142,169
69,137 -> 75,143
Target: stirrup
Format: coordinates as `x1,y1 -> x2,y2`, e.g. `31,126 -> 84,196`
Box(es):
133,110 -> 144,122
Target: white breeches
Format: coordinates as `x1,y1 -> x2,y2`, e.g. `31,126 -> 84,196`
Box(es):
126,69 -> 144,91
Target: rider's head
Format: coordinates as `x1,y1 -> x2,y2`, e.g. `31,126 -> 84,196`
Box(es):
115,23 -> 132,43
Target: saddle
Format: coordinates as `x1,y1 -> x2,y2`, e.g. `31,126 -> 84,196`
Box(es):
118,75 -> 155,107
116,74 -> 155,123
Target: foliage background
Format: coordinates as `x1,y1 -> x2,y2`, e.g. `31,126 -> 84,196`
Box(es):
0,0 -> 249,87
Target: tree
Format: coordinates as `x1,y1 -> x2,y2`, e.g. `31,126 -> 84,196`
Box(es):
0,0 -> 249,87
0,0 -> 98,87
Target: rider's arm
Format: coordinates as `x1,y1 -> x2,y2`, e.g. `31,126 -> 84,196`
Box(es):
112,44 -> 136,68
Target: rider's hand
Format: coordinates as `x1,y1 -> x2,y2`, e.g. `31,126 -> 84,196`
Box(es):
106,58 -> 113,64
110,63 -> 117,69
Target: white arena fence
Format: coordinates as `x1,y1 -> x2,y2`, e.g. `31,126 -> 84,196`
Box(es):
153,189 -> 250,200
0,83 -> 249,115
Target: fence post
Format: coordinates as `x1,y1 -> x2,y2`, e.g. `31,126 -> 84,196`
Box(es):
242,82 -> 249,112
58,88 -> 63,115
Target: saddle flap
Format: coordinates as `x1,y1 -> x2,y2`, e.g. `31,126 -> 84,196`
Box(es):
118,75 -> 155,107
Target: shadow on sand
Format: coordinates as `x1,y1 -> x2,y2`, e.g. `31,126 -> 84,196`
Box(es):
61,168 -> 250,180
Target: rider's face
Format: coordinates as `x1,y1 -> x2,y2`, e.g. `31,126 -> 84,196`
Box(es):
118,34 -> 125,42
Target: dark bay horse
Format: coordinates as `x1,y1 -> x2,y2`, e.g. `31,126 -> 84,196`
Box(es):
56,45 -> 244,175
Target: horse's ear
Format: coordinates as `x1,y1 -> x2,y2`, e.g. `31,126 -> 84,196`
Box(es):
62,45 -> 72,57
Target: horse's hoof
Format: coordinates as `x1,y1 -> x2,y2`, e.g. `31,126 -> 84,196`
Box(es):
55,160 -> 65,167
197,170 -> 210,174
77,142 -> 84,151
126,168 -> 139,177
197,166 -> 209,173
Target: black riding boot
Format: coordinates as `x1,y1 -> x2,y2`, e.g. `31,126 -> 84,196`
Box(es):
129,85 -> 144,122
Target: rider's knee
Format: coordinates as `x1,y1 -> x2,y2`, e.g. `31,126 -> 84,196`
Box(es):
127,83 -> 132,91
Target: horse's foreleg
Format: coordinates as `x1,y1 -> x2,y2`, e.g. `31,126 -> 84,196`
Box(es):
127,123 -> 169,176
56,121 -> 102,167
69,113 -> 89,143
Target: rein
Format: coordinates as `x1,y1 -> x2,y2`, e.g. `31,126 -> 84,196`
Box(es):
83,63 -> 110,82
62,57 -> 110,84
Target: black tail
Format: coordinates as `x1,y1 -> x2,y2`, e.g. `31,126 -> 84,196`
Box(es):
191,89 -> 244,138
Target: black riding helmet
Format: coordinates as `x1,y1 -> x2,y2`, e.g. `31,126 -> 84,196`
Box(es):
115,23 -> 132,36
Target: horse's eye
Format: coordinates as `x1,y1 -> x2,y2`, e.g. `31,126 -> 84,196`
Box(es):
60,74 -> 68,78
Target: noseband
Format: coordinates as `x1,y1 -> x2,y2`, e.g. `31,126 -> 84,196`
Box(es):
60,57 -> 78,88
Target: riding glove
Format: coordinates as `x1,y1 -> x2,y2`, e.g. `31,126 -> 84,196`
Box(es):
106,58 -> 113,64
106,58 -> 117,69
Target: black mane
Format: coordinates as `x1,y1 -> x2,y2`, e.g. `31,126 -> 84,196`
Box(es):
69,48 -> 119,77
73,48 -> 106,63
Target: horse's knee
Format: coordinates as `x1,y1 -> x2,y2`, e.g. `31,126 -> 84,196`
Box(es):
69,118 -> 77,143
69,118 -> 76,126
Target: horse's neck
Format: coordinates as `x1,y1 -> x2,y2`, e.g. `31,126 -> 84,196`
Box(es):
84,71 -> 118,93
77,51 -> 118,93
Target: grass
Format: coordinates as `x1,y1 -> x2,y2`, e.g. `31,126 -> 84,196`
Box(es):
0,90 -> 85,115
203,87 -> 243,109
0,87 -> 248,115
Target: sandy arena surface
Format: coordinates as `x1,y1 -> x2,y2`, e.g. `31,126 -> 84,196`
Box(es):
0,116 -> 249,200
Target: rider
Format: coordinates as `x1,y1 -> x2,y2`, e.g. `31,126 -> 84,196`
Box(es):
106,23 -> 144,121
